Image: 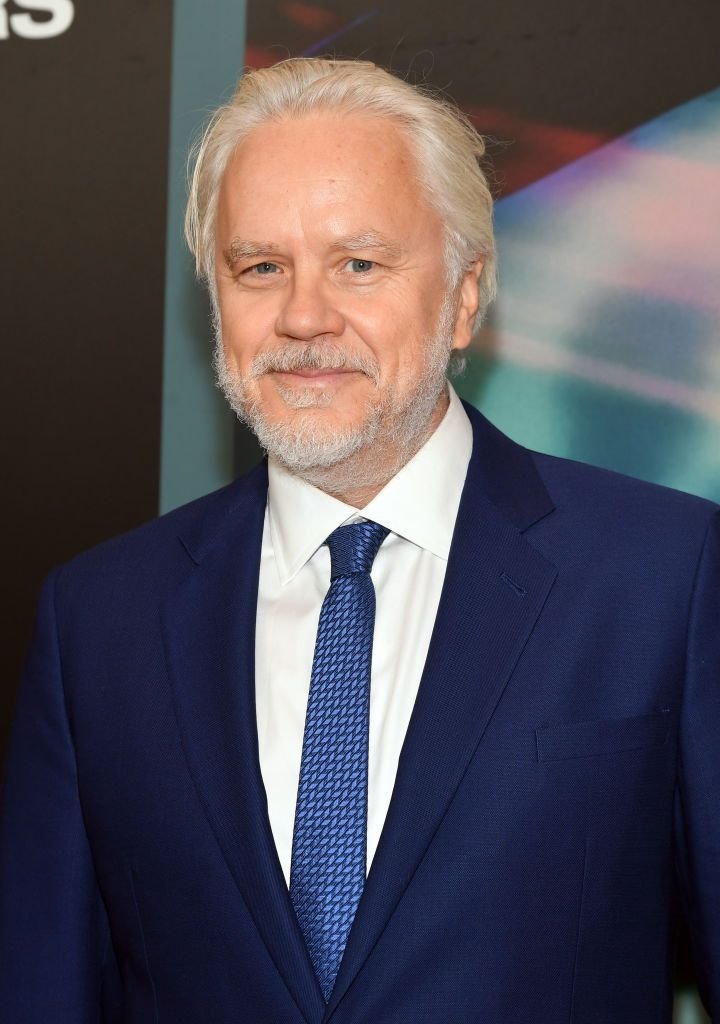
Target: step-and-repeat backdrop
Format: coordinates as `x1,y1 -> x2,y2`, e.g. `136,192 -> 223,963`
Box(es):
2,3 -> 718,1017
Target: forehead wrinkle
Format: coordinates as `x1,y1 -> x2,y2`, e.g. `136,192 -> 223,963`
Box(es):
223,239 -> 280,269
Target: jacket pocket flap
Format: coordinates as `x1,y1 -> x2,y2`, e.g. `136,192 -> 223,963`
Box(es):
535,710 -> 672,762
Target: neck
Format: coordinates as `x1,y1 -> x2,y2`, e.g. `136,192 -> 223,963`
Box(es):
291,389 -> 450,508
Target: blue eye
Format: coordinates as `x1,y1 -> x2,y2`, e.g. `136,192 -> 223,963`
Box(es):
252,262 -> 278,274
348,259 -> 374,273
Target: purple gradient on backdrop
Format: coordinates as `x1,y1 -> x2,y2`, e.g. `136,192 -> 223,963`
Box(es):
301,11 -> 379,57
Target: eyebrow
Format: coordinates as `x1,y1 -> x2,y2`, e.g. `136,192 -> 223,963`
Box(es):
222,232 -> 407,269
330,233 -> 406,260
223,240 -> 280,269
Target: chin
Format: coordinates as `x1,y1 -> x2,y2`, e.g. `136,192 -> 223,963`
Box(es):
249,402 -> 383,472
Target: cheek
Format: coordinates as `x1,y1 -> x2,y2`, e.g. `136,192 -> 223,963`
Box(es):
218,325 -> 246,373
219,304 -> 273,370
350,304 -> 422,366
358,279 -> 445,349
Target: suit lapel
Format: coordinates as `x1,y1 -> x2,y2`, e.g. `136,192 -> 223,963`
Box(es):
325,405 -> 558,1017
158,404 -> 558,1023
160,463 -> 326,1024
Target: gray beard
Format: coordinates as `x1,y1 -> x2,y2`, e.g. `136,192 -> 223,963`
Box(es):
212,295 -> 456,496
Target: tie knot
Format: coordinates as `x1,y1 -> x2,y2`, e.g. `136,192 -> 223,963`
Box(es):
326,520 -> 389,580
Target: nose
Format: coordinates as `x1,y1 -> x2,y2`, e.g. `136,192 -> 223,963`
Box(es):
274,268 -> 345,341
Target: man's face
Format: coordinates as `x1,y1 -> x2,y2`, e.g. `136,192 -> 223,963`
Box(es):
213,111 -> 478,472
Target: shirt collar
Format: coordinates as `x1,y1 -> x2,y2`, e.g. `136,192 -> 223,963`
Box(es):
267,384 -> 473,585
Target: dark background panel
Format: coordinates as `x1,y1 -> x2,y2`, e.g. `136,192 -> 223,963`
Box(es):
247,0 -> 720,193
1,0 -> 173,759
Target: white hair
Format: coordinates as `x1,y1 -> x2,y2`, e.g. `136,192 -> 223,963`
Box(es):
185,57 -> 497,328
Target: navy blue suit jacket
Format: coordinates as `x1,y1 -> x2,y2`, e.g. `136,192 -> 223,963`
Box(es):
1,402 -> 719,1023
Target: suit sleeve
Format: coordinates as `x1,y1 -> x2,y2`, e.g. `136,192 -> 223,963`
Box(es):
674,509 -> 720,1017
0,570 -> 112,1022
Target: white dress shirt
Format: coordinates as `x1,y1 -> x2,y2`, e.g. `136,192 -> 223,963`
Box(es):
255,384 -> 473,885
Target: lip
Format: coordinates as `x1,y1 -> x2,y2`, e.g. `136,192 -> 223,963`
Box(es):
273,369 -> 360,384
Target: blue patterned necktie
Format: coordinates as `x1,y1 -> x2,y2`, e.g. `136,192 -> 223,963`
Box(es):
289,520 -> 389,1001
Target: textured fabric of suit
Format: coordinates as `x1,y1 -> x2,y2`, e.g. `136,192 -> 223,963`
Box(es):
1,401 -> 718,1023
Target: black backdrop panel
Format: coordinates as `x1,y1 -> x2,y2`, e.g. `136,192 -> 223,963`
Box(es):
1,0 -> 173,758
247,0 -> 720,194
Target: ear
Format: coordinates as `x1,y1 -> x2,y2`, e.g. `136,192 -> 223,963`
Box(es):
452,259 -> 485,352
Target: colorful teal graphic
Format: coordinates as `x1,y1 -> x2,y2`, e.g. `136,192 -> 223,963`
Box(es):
460,89 -> 720,503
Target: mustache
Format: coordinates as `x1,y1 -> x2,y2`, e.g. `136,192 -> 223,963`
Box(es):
250,343 -> 380,383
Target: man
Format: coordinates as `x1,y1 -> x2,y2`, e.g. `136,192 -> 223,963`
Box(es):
0,58 -> 718,1023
